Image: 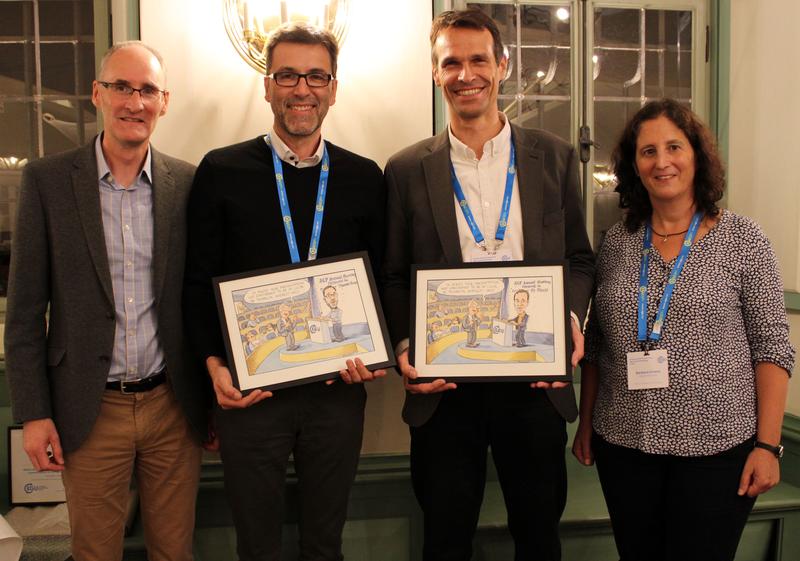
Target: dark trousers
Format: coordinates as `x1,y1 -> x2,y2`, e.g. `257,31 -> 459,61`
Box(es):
217,382 -> 366,561
410,384 -> 568,561
593,433 -> 756,561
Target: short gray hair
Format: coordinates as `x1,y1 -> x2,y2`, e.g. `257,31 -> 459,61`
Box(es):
265,23 -> 338,77
98,41 -> 167,84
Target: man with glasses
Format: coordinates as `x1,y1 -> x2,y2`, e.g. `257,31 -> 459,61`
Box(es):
5,41 -> 206,561
183,23 -> 385,561
382,9 -> 594,560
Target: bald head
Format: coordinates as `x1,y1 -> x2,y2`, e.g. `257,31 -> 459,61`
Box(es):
98,41 -> 166,85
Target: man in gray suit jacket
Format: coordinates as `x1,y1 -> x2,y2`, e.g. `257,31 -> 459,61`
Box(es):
382,9 -> 594,561
5,42 -> 205,561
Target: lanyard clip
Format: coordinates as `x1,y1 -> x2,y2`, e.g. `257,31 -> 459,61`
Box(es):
643,340 -> 650,356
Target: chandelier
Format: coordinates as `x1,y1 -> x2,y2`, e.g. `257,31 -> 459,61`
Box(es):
223,0 -> 350,74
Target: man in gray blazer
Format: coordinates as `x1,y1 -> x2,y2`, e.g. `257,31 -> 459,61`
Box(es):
5,41 -> 206,561
382,9 -> 594,561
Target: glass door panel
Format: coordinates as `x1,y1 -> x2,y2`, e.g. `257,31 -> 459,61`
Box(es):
590,5 -> 700,248
461,2 -> 575,142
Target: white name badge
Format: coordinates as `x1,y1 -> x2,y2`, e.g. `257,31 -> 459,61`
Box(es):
468,246 -> 514,263
626,349 -> 669,390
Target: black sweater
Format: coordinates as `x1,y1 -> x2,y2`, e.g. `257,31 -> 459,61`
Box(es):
183,136 -> 385,360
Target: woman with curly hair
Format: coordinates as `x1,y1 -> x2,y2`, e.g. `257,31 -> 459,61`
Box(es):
572,99 -> 794,560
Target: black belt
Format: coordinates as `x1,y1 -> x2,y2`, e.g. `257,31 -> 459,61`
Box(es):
106,371 -> 166,393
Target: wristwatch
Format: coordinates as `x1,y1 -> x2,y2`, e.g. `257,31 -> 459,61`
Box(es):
754,440 -> 784,459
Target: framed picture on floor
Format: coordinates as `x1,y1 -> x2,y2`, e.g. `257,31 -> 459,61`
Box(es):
214,252 -> 394,392
409,261 -> 571,383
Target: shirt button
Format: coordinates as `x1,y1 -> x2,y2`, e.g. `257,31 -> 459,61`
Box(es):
127,297 -> 134,303
126,261 -> 133,268
483,201 -> 490,208
124,224 -> 130,231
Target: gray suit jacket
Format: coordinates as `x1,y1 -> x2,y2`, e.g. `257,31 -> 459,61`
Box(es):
5,140 -> 207,453
382,125 -> 595,426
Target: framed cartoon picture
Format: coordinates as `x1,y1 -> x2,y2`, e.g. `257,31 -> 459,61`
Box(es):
410,261 -> 571,382
214,252 -> 394,392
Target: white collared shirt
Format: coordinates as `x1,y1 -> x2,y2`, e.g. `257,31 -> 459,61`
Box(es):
264,130 -> 325,168
448,115 -> 524,261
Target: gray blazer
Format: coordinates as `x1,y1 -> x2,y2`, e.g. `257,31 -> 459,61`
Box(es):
382,125 -> 595,427
5,140 -> 207,453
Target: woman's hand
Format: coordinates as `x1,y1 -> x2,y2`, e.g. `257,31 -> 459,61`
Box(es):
738,447 -> 780,498
572,421 -> 594,466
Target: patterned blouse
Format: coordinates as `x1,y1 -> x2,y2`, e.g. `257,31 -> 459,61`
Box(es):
584,210 -> 795,456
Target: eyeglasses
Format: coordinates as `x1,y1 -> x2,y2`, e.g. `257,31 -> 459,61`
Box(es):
267,71 -> 333,88
98,81 -> 166,102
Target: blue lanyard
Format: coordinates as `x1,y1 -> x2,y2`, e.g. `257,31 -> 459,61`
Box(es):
267,134 -> 330,263
449,141 -> 516,249
637,212 -> 703,343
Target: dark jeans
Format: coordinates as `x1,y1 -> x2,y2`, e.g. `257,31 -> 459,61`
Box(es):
410,384 -> 568,561
593,433 -> 757,561
217,382 -> 366,561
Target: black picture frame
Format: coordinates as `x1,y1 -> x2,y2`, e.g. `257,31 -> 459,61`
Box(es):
409,261 -> 572,383
214,252 -> 395,393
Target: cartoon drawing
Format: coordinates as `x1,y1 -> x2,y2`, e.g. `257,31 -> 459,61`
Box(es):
244,329 -> 259,356
320,285 -> 345,342
507,289 -> 529,347
246,312 -> 259,328
461,300 -> 481,347
423,276 -> 556,366
428,320 -> 449,343
229,268 -> 380,377
277,303 -> 300,351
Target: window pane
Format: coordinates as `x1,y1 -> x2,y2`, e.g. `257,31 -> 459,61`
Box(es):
643,10 -> 692,100
43,98 -> 96,154
594,8 -> 641,99
39,0 -> 78,37
0,101 -> 36,163
0,2 -> 30,36
514,98 -> 570,143
77,0 -> 94,35
521,46 -> 570,96
41,43 -> 78,94
645,9 -> 690,48
0,43 -> 35,97
501,41 -> 518,97
78,41 -> 95,95
595,8 -> 640,47
521,5 -> 570,42
593,100 -> 643,176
